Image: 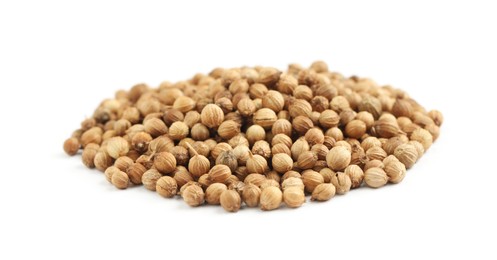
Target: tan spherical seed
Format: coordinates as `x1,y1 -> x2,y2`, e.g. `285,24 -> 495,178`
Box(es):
149,136 -> 174,154
131,132 -> 152,152
183,111 -> 201,128
326,146 -> 351,171
242,183 -> 262,207
156,176 -> 178,198
410,128 -> 433,150
246,153 -> 268,174
94,151 -> 114,172
253,108 -> 277,129
291,137 -> 310,161
220,190 -> 242,212
205,183 -> 228,205
428,110 -> 444,126
383,155 -> 400,167
281,177 -> 305,191
105,137 -> 129,159
208,164 -> 232,183
305,128 -> 324,146
154,152 -> 177,174
104,166 -> 122,183
364,159 -> 385,172
311,183 -> 336,201
364,167 -> 389,188
373,119 -> 402,138
344,165 -> 364,189
317,168 -> 333,183
216,120 -> 240,140
361,137 -> 382,152
297,151 -> 318,170
260,186 -> 283,211
261,90 -> 284,112
82,143 -> 99,168
283,187 -> 306,208
111,170 -> 129,189
237,98 -> 256,116
319,109 -> 340,128
186,143 -> 211,178
330,172 -> 352,195
229,134 -> 249,148
366,146 -> 388,161
142,169 -> 162,191
182,184 -> 205,207
345,120 -> 367,139
173,166 -> 193,188
144,118 -> 168,137
301,170 -> 324,193
408,140 -> 425,160
126,162 -> 147,185
384,161 -> 407,184
392,99 -> 413,118
272,153 -> 293,173
201,104 -> 224,128
252,140 -> 271,159
173,96 -> 196,113
113,156 -> 133,172
80,127 -> 103,148
394,144 -> 418,169
246,125 -> 266,144
169,121 -> 189,141
356,111 -> 375,129
216,150 -> 238,172
272,119 -> 292,136
244,173 -> 267,188
289,99 -> 312,118
63,137 -> 80,156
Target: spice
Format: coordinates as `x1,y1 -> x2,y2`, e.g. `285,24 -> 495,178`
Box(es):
331,172 -> 352,195
63,60 -> 441,213
260,186 -> 282,211
63,137 -> 80,156
142,169 -> 162,191
111,170 -> 129,189
186,142 -> 211,178
393,144 -> 418,169
153,152 -> 177,174
182,184 -> 205,207
301,170 -> 324,193
364,167 -> 389,188
156,176 -> 178,198
208,164 -> 232,183
246,152 -> 268,174
326,146 -> 351,171
283,187 -> 306,208
311,183 -> 336,201
220,190 -> 242,212
205,183 -> 228,205
272,153 -> 293,173
82,143 -> 99,168
344,165 -> 364,189
201,104 -> 224,128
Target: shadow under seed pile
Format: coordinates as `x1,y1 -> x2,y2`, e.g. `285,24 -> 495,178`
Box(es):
63,61 -> 443,212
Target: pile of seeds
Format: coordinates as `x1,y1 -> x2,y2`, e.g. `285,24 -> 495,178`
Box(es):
63,61 -> 443,212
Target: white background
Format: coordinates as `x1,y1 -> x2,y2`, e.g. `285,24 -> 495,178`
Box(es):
1,0 -> 496,259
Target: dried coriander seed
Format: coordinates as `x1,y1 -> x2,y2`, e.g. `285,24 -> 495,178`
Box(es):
64,60 -> 441,213
63,137 -> 80,156
156,176 -> 178,198
220,189 -> 241,212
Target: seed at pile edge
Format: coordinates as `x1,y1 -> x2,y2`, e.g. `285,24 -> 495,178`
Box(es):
63,60 -> 442,212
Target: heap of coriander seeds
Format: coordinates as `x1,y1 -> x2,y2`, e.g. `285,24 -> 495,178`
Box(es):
63,61 -> 443,212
